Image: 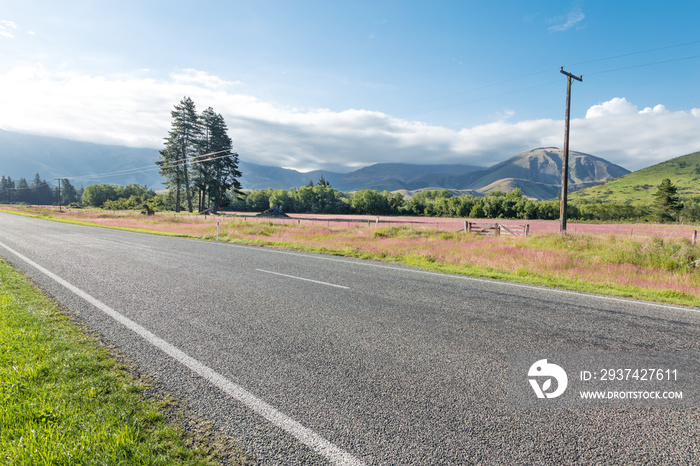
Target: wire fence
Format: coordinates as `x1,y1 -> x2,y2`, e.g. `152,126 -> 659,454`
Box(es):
206,214 -> 472,231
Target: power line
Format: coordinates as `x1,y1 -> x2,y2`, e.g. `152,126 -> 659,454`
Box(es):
58,148 -> 237,181
565,39 -> 700,69
582,54 -> 700,78
397,39 -> 700,116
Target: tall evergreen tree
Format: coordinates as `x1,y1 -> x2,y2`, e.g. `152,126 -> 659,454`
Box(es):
29,173 -> 53,205
53,178 -> 78,206
61,179 -> 78,204
16,178 -> 29,203
8,177 -> 15,203
0,176 -> 9,203
652,178 -> 683,222
157,146 -> 182,211
194,107 -> 217,212
157,97 -> 201,212
196,108 -> 242,213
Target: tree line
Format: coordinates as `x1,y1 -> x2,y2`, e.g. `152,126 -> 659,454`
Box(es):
0,175 -> 159,210
1,173 -> 697,223
231,184 -> 563,219
0,174 -> 79,206
229,177 -> 699,223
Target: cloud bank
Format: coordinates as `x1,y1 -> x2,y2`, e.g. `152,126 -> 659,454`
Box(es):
0,65 -> 698,173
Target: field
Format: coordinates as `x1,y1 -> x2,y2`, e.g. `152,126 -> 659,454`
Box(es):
2,205 -> 699,307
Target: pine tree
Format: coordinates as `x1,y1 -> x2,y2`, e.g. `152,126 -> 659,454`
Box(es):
157,97 -> 201,212
195,108 -> 241,213
53,179 -> 78,206
0,176 -> 8,203
16,178 -> 28,203
652,178 -> 683,223
157,146 -> 182,211
6,176 -> 14,203
194,107 -> 218,212
29,173 -> 53,205
61,179 -> 78,204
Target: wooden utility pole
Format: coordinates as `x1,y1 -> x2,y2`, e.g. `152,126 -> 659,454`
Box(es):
559,67 -> 582,234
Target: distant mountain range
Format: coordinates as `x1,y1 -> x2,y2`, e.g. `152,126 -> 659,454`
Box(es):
0,129 -> 161,188
428,147 -> 631,200
0,129 -> 630,200
271,147 -> 630,200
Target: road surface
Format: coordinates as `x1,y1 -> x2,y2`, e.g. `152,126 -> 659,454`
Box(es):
1,212 -> 699,464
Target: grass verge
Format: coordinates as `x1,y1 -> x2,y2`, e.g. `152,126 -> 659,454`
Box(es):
0,258 -> 248,465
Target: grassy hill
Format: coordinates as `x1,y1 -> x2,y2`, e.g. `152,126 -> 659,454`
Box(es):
570,151 -> 700,205
474,178 -> 560,200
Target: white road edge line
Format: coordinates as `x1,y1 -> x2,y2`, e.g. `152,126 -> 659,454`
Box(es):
0,240 -> 364,466
256,269 -> 350,289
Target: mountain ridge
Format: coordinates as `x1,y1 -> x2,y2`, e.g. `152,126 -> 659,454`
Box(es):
0,130 -> 630,200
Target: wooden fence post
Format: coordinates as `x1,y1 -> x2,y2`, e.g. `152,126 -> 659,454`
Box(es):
693,230 -> 698,246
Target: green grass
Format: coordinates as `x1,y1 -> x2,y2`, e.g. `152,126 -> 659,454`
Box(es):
527,232 -> 700,272
0,258 -> 247,465
570,150 -> 700,205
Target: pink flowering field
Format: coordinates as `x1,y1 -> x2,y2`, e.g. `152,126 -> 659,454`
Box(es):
4,206 -> 699,306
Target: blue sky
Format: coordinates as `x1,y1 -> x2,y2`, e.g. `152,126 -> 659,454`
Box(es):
1,1 -> 699,173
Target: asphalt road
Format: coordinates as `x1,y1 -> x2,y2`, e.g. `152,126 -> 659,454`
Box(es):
1,212 -> 699,464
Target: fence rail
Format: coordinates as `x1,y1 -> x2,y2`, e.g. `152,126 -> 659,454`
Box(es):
465,222 -> 530,237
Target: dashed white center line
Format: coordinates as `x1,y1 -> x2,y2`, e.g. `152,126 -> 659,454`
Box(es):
256,269 -> 350,290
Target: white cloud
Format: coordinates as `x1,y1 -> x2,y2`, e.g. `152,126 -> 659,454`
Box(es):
0,20 -> 18,39
576,99 -> 700,169
585,97 -> 637,118
170,69 -> 240,90
0,65 -> 698,173
548,8 -> 585,32
640,104 -> 667,114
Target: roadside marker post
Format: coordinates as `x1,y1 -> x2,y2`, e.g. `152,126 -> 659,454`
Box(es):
217,219 -> 220,242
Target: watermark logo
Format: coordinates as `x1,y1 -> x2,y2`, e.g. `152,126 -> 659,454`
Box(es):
528,359 -> 568,399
